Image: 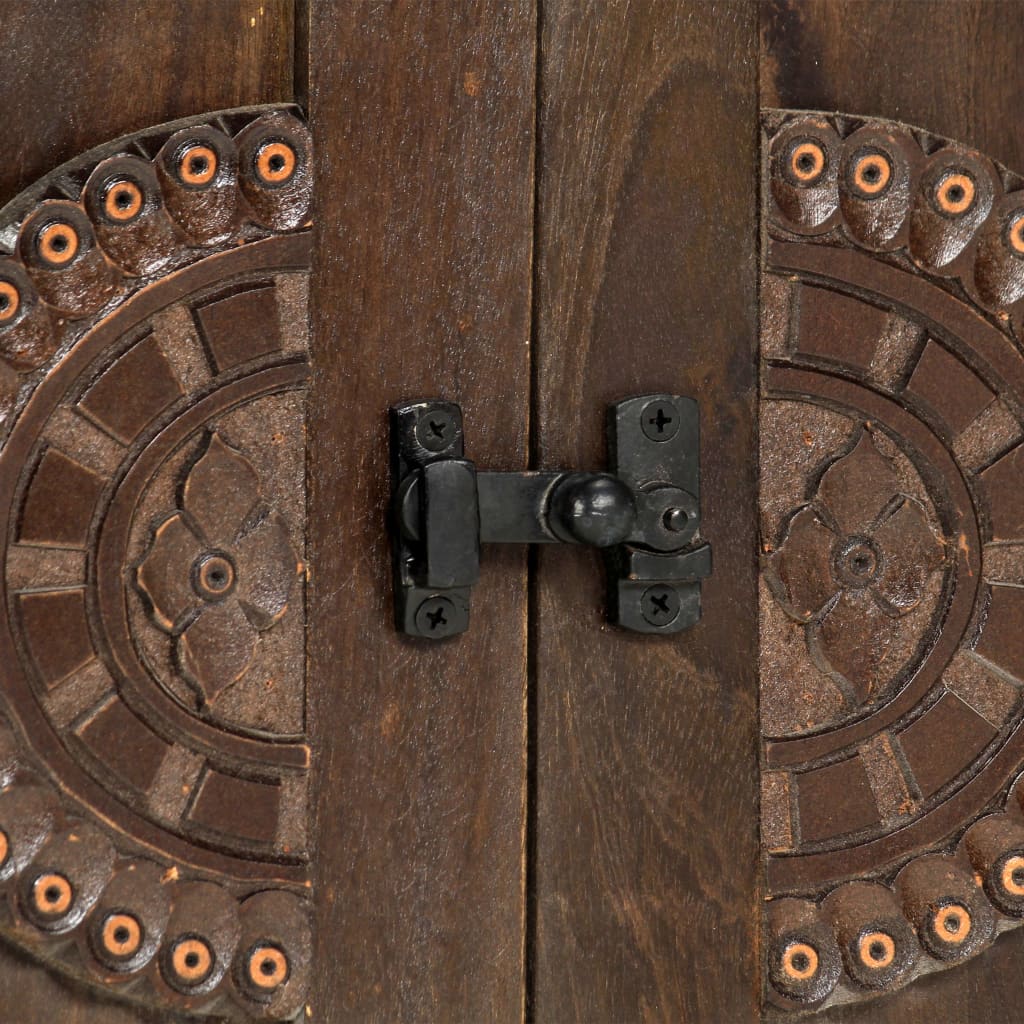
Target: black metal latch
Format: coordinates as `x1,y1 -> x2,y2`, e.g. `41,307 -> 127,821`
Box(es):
389,394 -> 711,639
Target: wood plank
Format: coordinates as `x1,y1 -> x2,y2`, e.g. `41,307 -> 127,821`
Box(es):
761,0 -> 1024,170
0,944 -> 175,1024
531,3 -> 760,1021
762,2 -> 1024,1021
306,3 -> 535,1021
820,927 -> 1024,1024
0,1 -> 296,1020
3,0 -> 295,204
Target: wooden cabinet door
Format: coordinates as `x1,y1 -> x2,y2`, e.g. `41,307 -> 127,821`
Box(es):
759,5 -> 1024,1023
0,3 -> 533,1021
0,6 -> 318,1023
2,2 -> 1024,1023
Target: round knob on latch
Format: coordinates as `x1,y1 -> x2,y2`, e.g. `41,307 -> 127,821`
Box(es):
547,473 -> 637,547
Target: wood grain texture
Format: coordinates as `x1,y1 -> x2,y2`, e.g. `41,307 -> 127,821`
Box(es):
0,3 -> 297,1021
762,2 -> 1024,1021
0,943 -> 180,1024
531,3 -> 760,1021
820,927 -> 1024,1024
306,3 -> 534,1021
3,0 -> 295,204
761,0 -> 1024,172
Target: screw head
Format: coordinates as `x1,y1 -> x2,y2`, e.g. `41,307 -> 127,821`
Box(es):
414,596 -> 461,638
641,584 -> 681,626
640,399 -> 680,442
415,409 -> 457,452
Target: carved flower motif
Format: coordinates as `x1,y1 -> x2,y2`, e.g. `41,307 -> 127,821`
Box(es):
767,430 -> 945,706
136,433 -> 301,705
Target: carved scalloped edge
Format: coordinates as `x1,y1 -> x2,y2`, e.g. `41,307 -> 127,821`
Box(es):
763,109 -> 1024,345
0,107 -> 314,1020
762,109 -> 1024,1014
766,767 -> 1024,1014
0,103 -> 312,445
0,715 -> 310,1020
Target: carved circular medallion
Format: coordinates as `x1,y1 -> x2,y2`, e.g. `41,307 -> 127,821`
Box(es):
764,110 -> 1024,1011
0,239 -> 311,877
0,107 -> 314,1020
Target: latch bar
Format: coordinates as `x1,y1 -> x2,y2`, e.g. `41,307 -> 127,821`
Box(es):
390,394 -> 711,639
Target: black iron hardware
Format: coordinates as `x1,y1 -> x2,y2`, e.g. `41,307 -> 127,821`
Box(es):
389,394 -> 711,639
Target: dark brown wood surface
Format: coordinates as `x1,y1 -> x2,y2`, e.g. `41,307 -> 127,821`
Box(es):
2,0 -> 296,203
530,3 -> 760,1021
3,2 -> 1024,1021
306,2 -> 534,1021
763,2 -> 1024,1021
824,924 -> 1024,1024
761,0 -> 1024,173
0,2 -> 297,1021
0,944 -> 171,1024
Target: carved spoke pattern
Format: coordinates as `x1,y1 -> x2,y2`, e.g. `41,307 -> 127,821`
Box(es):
0,108 -> 312,1019
762,111 -> 1024,1012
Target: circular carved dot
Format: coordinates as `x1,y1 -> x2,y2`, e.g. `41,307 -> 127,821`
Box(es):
1007,212 -> 1024,256
789,141 -> 827,185
857,930 -> 896,969
255,141 -> 297,186
103,180 -> 144,223
192,552 -> 236,601
177,144 -> 218,187
32,872 -> 73,916
36,221 -> 79,267
1000,854 -> 1024,895
933,903 -> 971,944
781,941 -> 818,981
0,829 -> 10,867
247,944 -> 289,990
0,281 -> 20,323
851,151 -> 893,197
934,172 -> 976,216
170,936 -> 214,984
834,535 -> 883,587
101,912 -> 143,958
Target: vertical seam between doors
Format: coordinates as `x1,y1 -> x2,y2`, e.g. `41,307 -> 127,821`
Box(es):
524,0 -> 542,1019
754,2 -> 765,1017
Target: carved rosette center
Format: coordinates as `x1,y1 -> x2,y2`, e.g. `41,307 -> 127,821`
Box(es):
833,536 -> 882,586
135,432 -> 302,709
192,552 -> 237,601
765,427 -> 946,710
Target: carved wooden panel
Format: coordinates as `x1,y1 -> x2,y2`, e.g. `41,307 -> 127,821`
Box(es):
0,106 -> 311,1019
761,111 -> 1024,1013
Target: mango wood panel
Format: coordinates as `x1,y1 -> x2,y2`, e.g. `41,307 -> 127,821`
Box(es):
531,3 -> 759,1021
819,924 -> 1024,1024
760,0 -> 1024,174
3,0 -> 295,204
307,3 -> 534,1021
0,943 -> 172,1024
0,3 -> 298,1021
761,2 -> 1024,1021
